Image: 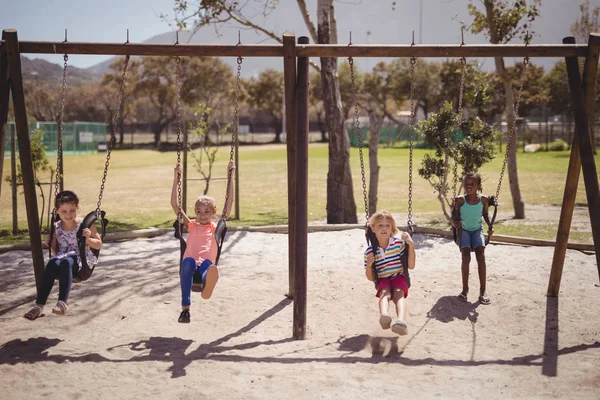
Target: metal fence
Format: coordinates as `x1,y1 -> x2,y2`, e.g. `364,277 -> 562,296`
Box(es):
4,122 -> 107,156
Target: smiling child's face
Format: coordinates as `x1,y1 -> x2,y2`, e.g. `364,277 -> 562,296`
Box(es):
194,202 -> 215,224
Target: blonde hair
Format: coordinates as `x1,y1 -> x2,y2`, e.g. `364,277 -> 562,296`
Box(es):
195,195 -> 217,213
368,211 -> 398,236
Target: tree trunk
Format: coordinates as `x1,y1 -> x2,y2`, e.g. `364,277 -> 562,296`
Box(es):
485,0 -> 525,219
318,0 -> 357,223
367,110 -> 382,216
274,117 -> 282,143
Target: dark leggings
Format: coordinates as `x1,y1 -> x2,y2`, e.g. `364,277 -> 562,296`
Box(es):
36,255 -> 79,305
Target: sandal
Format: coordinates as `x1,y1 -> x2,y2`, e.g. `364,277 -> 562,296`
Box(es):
52,300 -> 68,315
479,295 -> 492,305
457,293 -> 468,303
178,309 -> 190,323
23,306 -> 44,320
379,314 -> 392,330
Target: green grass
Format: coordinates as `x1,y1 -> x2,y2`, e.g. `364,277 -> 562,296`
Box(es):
1,145 -> 598,246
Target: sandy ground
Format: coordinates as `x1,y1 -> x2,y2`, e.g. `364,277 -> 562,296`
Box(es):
1,228 -> 599,400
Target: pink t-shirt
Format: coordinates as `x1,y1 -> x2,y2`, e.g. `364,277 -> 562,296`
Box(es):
183,221 -> 218,264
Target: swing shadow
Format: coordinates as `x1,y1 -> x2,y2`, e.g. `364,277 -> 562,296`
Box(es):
3,294 -> 595,379
219,230 -> 248,262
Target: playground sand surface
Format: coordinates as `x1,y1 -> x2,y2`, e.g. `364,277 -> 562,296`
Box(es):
1,229 -> 599,399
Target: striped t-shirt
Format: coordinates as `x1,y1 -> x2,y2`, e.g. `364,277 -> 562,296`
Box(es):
363,237 -> 406,278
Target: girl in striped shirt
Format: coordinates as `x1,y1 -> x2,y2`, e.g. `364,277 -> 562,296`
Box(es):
364,211 -> 416,335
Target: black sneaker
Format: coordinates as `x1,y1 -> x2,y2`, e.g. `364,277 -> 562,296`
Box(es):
178,309 -> 190,323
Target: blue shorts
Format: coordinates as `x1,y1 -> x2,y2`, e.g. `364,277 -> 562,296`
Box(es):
461,228 -> 485,249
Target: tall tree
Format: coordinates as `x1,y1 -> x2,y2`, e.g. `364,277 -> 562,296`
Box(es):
171,0 -> 358,223
242,69 -> 284,143
571,0 -> 600,44
571,0 -> 600,149
466,0 -> 540,219
102,57 -> 140,144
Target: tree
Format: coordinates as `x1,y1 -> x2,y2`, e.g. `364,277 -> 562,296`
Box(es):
418,102 -> 498,221
571,0 -> 600,44
101,57 -> 140,144
308,70 -> 327,142
188,103 -> 229,195
242,69 -> 284,143
359,61 -> 401,215
171,0 -> 358,223
24,81 -> 58,122
571,0 -> 600,149
391,59 -> 441,119
466,0 -> 541,219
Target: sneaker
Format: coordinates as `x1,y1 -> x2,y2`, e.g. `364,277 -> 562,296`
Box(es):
391,320 -> 408,335
178,309 -> 190,323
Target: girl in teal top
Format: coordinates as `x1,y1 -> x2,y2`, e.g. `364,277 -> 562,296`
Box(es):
451,172 -> 493,305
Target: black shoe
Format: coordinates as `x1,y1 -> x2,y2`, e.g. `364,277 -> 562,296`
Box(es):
178,309 -> 190,323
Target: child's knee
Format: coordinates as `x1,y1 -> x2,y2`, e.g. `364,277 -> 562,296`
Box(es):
379,289 -> 391,300
461,251 -> 471,262
392,288 -> 405,302
181,258 -> 196,274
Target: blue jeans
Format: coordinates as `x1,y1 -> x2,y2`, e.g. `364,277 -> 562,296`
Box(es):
180,258 -> 213,306
461,227 -> 485,249
36,255 -> 79,305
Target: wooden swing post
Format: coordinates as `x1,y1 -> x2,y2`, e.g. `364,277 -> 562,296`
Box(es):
3,29 -> 45,290
549,35 -> 600,296
293,36 -> 309,340
0,31 -> 9,200
283,33 -> 297,299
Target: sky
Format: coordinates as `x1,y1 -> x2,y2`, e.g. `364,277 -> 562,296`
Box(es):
2,0 -> 599,71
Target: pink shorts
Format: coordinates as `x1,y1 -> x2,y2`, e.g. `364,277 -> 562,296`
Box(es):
376,274 -> 408,298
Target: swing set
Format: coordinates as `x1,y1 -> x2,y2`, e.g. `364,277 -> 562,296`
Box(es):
0,29 -> 599,341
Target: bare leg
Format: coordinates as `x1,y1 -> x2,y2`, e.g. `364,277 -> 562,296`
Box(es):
378,290 -> 392,329
460,248 -> 471,297
391,289 -> 408,335
392,288 -> 406,322
475,247 -> 490,304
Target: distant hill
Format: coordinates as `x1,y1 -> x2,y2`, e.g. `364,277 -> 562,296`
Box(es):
21,56 -> 101,86
80,0 -> 583,77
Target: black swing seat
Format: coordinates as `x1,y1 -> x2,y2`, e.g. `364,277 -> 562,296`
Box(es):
50,210 -> 108,283
73,210 -> 108,282
365,226 -> 412,290
452,195 -> 497,249
174,218 -> 228,293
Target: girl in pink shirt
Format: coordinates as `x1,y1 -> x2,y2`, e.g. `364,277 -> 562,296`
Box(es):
171,161 -> 234,323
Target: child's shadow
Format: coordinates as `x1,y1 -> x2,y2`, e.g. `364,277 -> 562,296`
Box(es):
426,295 -> 479,324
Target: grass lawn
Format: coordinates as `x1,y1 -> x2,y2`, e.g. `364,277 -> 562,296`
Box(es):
1,144 -> 598,245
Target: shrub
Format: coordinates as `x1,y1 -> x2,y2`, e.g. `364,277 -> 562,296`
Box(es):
548,139 -> 568,151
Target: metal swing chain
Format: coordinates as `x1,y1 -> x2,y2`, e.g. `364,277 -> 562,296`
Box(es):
349,57 -> 369,223
221,56 -> 243,219
97,55 -> 130,213
55,54 -> 68,199
451,57 -> 468,203
495,56 -> 529,203
175,56 -> 183,221
407,57 -> 417,227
